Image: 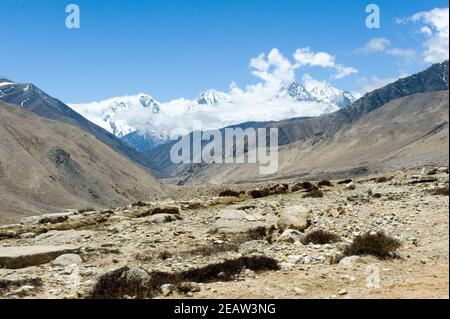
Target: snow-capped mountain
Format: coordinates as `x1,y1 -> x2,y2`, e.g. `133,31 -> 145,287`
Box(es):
70,94 -> 161,138
197,89 -> 229,105
70,80 -> 355,153
285,81 -> 355,108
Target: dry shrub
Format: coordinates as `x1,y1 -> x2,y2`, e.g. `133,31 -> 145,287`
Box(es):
302,230 -> 340,245
318,180 -> 332,187
248,184 -> 289,198
218,190 -> 242,197
89,256 -> 280,299
343,231 -> 401,259
428,186 -> 449,196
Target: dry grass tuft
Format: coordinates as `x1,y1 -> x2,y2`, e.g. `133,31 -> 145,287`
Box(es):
343,231 -> 401,259
302,230 -> 340,245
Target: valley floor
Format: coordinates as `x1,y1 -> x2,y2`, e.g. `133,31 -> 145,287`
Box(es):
0,168 -> 448,299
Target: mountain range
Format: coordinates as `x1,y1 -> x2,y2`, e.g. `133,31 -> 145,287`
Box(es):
69,80 -> 355,153
0,60 -> 448,222
146,60 -> 449,184
0,77 -> 162,176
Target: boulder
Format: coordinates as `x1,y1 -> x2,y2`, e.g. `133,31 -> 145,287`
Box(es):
277,229 -> 304,243
160,284 -> 176,296
143,214 -> 180,224
344,182 -> 356,190
277,206 -> 311,232
52,254 -> 83,266
213,209 -> 276,234
0,245 -> 79,269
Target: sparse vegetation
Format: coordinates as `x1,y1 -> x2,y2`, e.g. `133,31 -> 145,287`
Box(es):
302,230 -> 340,245
248,184 -> 289,198
89,256 -> 280,299
218,190 -> 242,197
343,231 -> 401,259
318,180 -> 332,187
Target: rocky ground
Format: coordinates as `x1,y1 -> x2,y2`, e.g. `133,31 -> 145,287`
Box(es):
0,167 -> 448,299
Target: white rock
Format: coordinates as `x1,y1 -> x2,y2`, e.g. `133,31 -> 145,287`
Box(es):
0,245 -> 79,269
160,284 -> 176,297
277,206 -> 311,232
52,254 -> 83,266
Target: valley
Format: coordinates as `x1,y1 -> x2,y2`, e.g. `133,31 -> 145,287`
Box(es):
0,168 -> 448,298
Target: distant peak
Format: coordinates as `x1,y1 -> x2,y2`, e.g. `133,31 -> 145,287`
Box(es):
197,89 -> 229,105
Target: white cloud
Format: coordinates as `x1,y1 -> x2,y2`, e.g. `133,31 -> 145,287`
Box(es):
358,37 -> 391,53
72,48 -> 357,138
358,37 -> 416,62
293,48 -> 336,68
398,7 -> 449,63
356,76 -> 398,95
293,47 -> 358,79
386,48 -> 416,59
249,48 -> 296,93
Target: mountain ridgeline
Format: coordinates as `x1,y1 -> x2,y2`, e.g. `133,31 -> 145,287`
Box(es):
0,78 -> 161,175
146,60 -> 449,183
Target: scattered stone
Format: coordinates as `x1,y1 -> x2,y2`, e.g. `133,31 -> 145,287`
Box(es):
392,171 -> 407,180
339,256 -> 362,265
337,289 -> 348,295
344,182 -> 356,190
421,167 -> 438,176
213,209 -> 275,234
142,214 -> 181,224
328,207 -> 345,218
160,284 -> 176,296
302,189 -> 324,198
19,232 -> 36,239
108,222 -> 131,234
177,282 -> 201,294
52,254 -> 83,266
238,240 -> 270,255
0,275 -> 43,290
0,245 -> 79,269
277,229 -> 304,243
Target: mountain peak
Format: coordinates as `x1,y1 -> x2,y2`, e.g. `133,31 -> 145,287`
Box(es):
138,94 -> 160,114
285,80 -> 355,109
197,89 -> 229,105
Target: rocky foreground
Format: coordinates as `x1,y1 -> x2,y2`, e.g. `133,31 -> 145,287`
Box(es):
0,167 -> 448,299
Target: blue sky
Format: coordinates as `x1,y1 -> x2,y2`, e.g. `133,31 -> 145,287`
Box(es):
0,0 -> 448,103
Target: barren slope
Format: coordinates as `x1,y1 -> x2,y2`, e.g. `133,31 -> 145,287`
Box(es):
179,91 -> 449,184
0,101 -> 162,224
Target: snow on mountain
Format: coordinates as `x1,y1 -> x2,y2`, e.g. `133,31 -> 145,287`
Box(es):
197,89 -> 230,105
70,80 -> 355,152
70,94 -> 161,138
287,78 -> 355,108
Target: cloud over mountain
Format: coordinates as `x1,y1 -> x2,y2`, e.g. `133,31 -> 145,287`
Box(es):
397,7 -> 449,63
